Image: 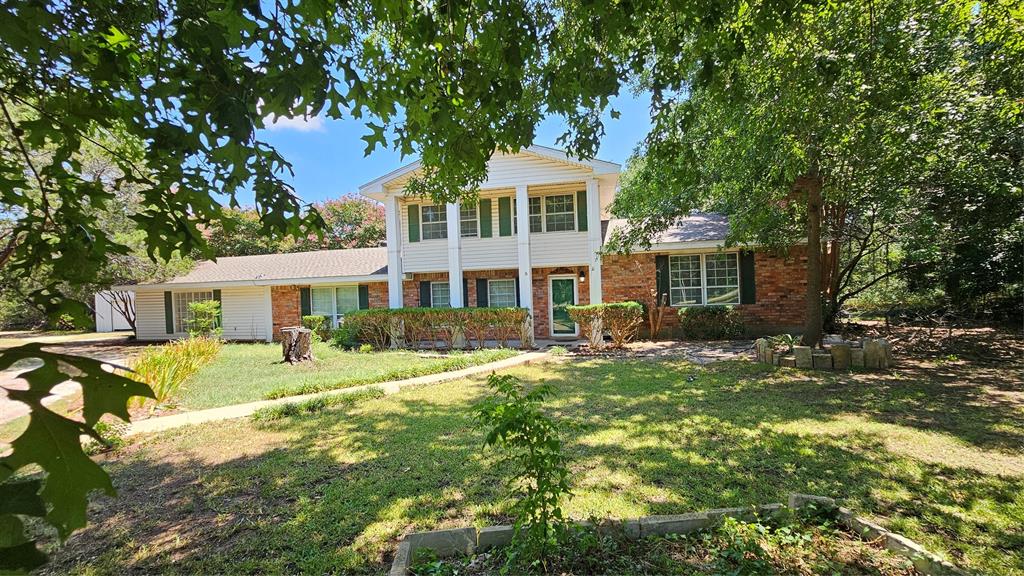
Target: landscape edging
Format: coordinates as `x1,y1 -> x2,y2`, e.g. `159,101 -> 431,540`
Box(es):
389,493 -> 965,576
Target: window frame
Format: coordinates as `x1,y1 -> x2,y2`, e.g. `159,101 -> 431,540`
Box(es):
459,203 -> 478,238
430,281 -> 451,308
310,285 -> 361,327
420,205 -> 448,241
543,193 -> 576,232
667,252 -> 741,307
173,290 -> 214,333
487,279 -> 517,308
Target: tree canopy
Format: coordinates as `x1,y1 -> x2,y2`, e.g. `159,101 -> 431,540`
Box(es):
203,195 -> 385,257
608,0 -> 1023,339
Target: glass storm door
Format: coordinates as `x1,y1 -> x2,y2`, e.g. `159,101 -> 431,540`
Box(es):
550,278 -> 577,336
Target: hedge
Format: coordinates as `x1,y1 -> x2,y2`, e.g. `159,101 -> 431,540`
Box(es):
566,301 -> 644,349
676,306 -> 745,340
344,307 -> 529,350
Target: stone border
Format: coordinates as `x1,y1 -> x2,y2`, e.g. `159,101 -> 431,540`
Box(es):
755,337 -> 893,370
389,494 -> 963,576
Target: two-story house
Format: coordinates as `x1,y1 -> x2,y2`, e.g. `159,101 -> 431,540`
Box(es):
126,146 -> 807,342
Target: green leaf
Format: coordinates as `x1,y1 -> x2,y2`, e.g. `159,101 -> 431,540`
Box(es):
0,344 -> 154,539
0,480 -> 46,517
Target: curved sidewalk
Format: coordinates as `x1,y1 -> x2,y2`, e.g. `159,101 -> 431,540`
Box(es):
127,350 -> 549,436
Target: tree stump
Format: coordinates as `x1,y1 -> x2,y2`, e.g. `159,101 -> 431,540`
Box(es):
281,327 -> 314,364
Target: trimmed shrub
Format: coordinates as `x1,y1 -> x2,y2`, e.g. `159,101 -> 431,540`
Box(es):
128,336 -> 222,407
604,302 -> 644,347
566,305 -> 604,349
187,300 -> 222,338
330,319 -> 360,349
302,315 -> 330,342
347,307 -> 528,350
677,306 -> 745,340
344,308 -> 391,350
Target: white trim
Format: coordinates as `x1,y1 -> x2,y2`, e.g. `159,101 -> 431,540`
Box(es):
358,145 -> 620,199
667,252 -> 741,307
262,286 -> 273,342
515,185 -> 533,313
123,275 -> 389,291
446,203 -> 464,307
548,274 -> 579,338
585,178 -> 602,305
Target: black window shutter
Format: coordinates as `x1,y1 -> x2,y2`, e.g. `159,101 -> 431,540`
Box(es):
740,250 -> 757,304
462,278 -> 468,306
358,285 -> 370,309
419,281 -> 431,307
514,277 -> 521,306
212,289 -> 222,327
655,255 -> 670,303
300,287 -> 311,317
163,291 -> 174,334
476,278 -> 489,307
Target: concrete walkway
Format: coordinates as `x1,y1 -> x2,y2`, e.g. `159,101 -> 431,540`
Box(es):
127,350 -> 550,436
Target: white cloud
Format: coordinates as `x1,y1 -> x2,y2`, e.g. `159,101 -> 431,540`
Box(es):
264,113 -> 326,133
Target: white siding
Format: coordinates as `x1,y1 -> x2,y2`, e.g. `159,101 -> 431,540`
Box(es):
134,286 -> 270,342
220,286 -> 269,341
531,231 -> 590,267
477,153 -> 592,188
134,289 -> 179,341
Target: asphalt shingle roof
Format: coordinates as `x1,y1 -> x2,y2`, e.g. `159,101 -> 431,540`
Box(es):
603,213 -> 730,244
162,247 -> 388,284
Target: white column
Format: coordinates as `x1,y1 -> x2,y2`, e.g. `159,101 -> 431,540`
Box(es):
446,202 -> 464,307
515,185 -> 533,312
586,178 -> 603,304
385,194 -> 404,308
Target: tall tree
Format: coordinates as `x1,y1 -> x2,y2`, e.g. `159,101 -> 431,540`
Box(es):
605,0 -> 1022,344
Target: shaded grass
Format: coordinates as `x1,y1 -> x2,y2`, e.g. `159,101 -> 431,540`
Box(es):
250,388 -> 386,423
41,356 -> 1024,576
178,343 -> 517,408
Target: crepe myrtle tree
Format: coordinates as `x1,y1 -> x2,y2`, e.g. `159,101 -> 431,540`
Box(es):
0,0 -> 851,568
605,0 -> 1023,345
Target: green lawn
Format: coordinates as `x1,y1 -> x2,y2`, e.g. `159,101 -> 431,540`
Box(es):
41,355 -> 1023,575
176,343 -> 518,409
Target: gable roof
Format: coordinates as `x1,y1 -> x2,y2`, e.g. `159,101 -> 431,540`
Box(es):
359,145 -> 620,196
130,247 -> 388,289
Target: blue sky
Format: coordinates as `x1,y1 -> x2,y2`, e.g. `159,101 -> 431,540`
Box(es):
255,91 -> 651,205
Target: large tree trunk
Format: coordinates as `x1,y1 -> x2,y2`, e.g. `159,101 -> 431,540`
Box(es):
799,176 -> 824,347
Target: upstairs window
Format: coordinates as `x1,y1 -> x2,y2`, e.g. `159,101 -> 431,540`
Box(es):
460,204 -> 478,237
421,205 -> 448,240
528,197 -> 543,232
543,194 -> 576,232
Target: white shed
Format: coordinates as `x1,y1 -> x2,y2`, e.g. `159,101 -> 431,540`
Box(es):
95,291 -> 135,332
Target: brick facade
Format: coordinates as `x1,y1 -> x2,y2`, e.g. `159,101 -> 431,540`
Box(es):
600,248 -> 808,337
270,285 -> 302,341
270,281 -> 390,341
270,247 -> 805,342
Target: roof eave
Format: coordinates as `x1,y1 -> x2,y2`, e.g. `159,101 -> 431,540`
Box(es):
123,274 -> 389,291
